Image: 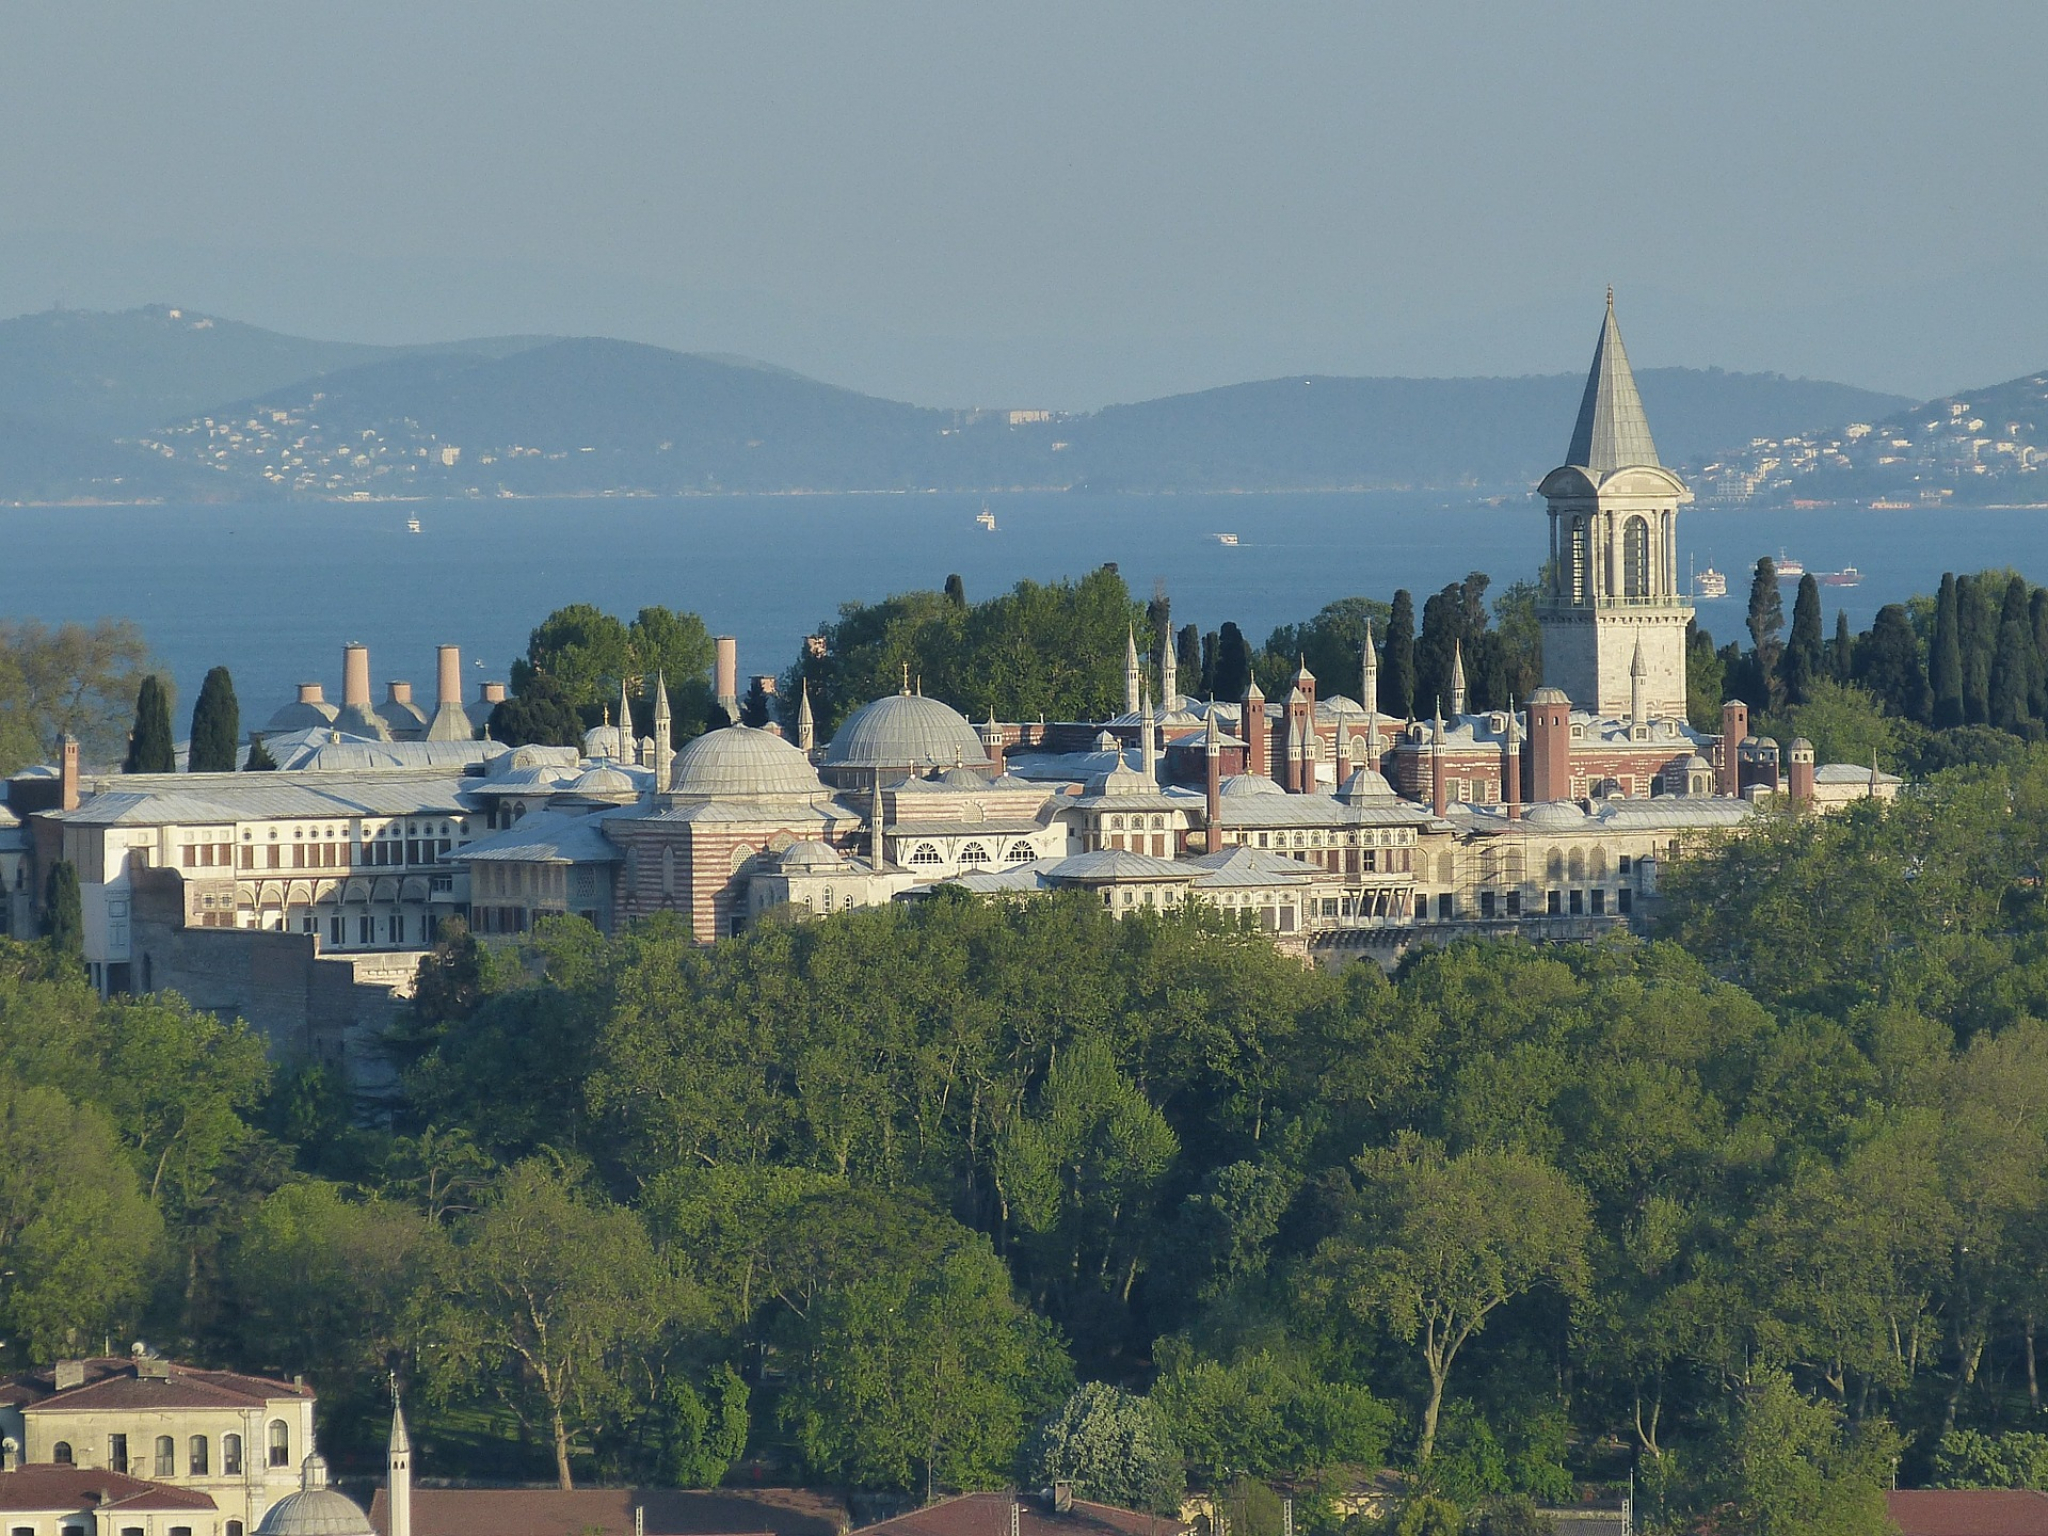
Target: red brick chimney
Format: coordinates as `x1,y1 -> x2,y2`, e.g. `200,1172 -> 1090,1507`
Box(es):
1718,700 -> 1750,797
60,733 -> 80,812
1527,688 -> 1573,803
1788,737 -> 1815,809
1242,676 -> 1267,780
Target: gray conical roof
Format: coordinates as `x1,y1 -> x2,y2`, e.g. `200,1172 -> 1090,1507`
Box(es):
1566,290 -> 1660,472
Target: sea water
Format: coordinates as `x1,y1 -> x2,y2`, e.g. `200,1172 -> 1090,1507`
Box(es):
5,491 -> 2046,720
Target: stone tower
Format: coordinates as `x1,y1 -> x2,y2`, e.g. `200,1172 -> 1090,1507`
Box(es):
1537,292 -> 1693,720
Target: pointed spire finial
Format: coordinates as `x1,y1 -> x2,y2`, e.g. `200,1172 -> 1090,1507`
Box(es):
1567,289 -> 1660,472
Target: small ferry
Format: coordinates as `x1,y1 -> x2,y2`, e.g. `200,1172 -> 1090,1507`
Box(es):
1213,533 -> 1240,546
406,516 -> 423,534
1818,567 -> 1863,587
1694,566 -> 1728,599
976,505 -> 997,532
1773,550 -> 1806,579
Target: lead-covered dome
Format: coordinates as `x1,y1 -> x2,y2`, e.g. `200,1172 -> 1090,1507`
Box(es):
823,694 -> 990,773
669,726 -> 824,798
255,1456 -> 375,1536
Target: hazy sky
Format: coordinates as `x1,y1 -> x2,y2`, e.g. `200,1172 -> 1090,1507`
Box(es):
3,3 -> 2045,407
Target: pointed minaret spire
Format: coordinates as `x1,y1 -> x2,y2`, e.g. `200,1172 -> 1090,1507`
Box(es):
1630,636 -> 1649,729
796,678 -> 816,754
1160,623 -> 1178,710
1567,289 -> 1660,472
1363,622 -> 1380,768
652,671 -> 675,789
616,675 -> 634,759
389,1384 -> 412,1536
1449,641 -> 1467,717
1141,694 -> 1158,784
1125,626 -> 1142,715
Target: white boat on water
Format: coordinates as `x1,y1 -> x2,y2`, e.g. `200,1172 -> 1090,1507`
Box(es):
1213,533 -> 1240,546
976,505 -> 997,531
406,516 -> 423,534
1773,549 -> 1805,578
1695,566 -> 1727,599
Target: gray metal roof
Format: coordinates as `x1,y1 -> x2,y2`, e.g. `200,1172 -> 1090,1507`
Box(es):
55,769 -> 476,825
823,693 -> 991,771
1566,292 -> 1661,472
449,810 -> 624,865
1184,847 -> 1319,888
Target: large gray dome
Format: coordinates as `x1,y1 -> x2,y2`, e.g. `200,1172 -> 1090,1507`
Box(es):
669,725 -> 823,798
823,694 -> 989,772
255,1457 -> 375,1536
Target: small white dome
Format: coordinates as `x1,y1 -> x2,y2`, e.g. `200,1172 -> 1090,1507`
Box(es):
1523,800 -> 1589,828
1220,773 -> 1286,798
824,693 -> 990,771
255,1456 -> 375,1536
570,765 -> 636,797
779,839 -> 846,870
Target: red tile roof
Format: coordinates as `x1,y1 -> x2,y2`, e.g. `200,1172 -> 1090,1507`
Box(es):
364,1486 -> 850,1536
1890,1490 -> 2048,1536
0,1356 -> 313,1413
0,1464 -> 218,1514
857,1492 -> 1190,1536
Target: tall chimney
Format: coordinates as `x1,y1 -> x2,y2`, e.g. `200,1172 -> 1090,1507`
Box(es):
437,646 -> 462,708
1503,705 -> 1522,821
343,644 -> 372,709
1242,676 -> 1267,780
1718,701 -> 1750,797
715,637 -> 739,717
1204,708 -> 1222,850
1788,737 -> 1816,810
1430,710 -> 1448,819
1527,688 -> 1573,804
60,734 -> 80,812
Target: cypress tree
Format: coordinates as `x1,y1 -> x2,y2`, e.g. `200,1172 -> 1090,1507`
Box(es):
1856,604 -> 1931,722
943,573 -> 967,608
1745,558 -> 1785,710
1958,573 -> 1993,725
1990,575 -> 2036,733
244,732 -> 279,771
2031,587 -> 2048,719
1931,573 -> 1965,728
739,677 -> 773,728
42,859 -> 83,964
1198,631 -> 1218,697
1213,623 -> 1253,702
1833,610 -> 1854,685
1384,589 -> 1417,718
125,674 -> 175,773
188,665 -> 240,772
1176,624 -> 1201,692
1784,574 -> 1824,705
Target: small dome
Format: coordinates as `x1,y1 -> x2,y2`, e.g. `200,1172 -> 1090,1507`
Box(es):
1220,773 -> 1286,798
823,694 -> 990,772
1334,768 -> 1398,803
1528,686 -> 1572,705
1789,736 -> 1814,752
1523,800 -> 1588,828
669,726 -> 824,798
936,765 -> 987,788
255,1456 -> 375,1536
779,839 -> 846,870
582,722 -> 629,760
1684,754 -> 1711,771
570,765 -> 636,797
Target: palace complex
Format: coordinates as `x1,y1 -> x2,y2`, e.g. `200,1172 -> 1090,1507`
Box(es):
0,298 -> 1896,1083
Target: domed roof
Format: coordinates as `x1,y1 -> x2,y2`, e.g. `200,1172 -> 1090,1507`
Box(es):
1334,768 -> 1398,803
570,765 -> 637,796
669,726 -> 823,798
1529,686 -> 1572,705
1523,800 -> 1589,828
1220,773 -> 1286,798
779,839 -> 846,870
1683,754 -> 1712,771
824,694 -> 990,771
255,1457 -> 374,1536
935,765 -> 988,788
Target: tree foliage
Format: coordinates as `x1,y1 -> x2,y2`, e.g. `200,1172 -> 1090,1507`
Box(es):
0,617 -> 153,773
1025,1381 -> 1186,1514
188,665 -> 239,773
125,673 -> 175,773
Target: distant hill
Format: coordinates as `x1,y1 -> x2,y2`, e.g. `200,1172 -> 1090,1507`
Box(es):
0,303 -> 1930,501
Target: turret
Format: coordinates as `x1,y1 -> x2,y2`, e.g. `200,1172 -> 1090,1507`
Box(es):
389,1393 -> 412,1536
1430,706 -> 1448,818
1362,622 -> 1380,769
1449,641 -> 1467,717
1503,697 -> 1522,820
1141,694 -> 1158,785
653,672 -> 675,789
1718,700 -> 1750,796
1527,687 -> 1573,803
796,679 -> 816,754
980,709 -> 1005,775
1124,627 -> 1142,716
1243,673 -> 1268,779
1788,737 -> 1816,810
1630,636 -> 1649,732
1204,707 -> 1222,848
1160,624 -> 1178,709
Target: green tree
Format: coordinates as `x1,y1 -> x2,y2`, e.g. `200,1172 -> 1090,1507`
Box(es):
1492,579 -> 1544,704
649,1364 -> 750,1487
1176,624 -> 1201,695
1990,574 -> 2037,733
1766,681 -> 1895,772
1024,1381 -> 1185,1514
1832,609 -> 1855,685
1745,558 -> 1785,711
1934,1428 -> 2048,1489
1958,573 -> 1995,726
1676,1366 -> 1896,1536
778,1226 -> 1071,1496
945,573 -> 968,608
41,860 -> 82,963
187,665 -> 239,772
1687,621 -> 1727,732
1152,1339 -> 1393,1484
428,1160 -> 688,1489
124,673 -> 174,773
1785,574 -> 1825,706
488,671 -> 585,747
739,676 -> 773,729
243,731 -> 278,770
1262,597 -> 1392,706
1931,573 -> 1965,728
0,617 -> 153,772
513,603 -> 634,711
0,1078 -> 163,1357
1855,604 -> 1931,721
1384,589 -> 1417,718
1214,622 -> 1253,702
1308,1138 -> 1591,1463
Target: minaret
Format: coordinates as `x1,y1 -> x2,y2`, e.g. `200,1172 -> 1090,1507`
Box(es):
388,1391 -> 412,1536
1242,672 -> 1268,780
1124,627 -> 1142,716
1630,636 -> 1649,731
869,766 -> 887,868
1449,641 -> 1467,717
1204,707 -> 1222,850
616,675 -> 634,759
1160,626 -> 1178,710
1140,694 -> 1158,784
980,709 -> 1006,775
652,672 -> 675,789
1362,622 -> 1380,771
796,679 -> 816,754
1504,696 -> 1523,821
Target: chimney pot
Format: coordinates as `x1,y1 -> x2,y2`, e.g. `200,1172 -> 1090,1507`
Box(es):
297,683 -> 325,705
481,681 -> 507,704
387,681 -> 413,705
437,645 -> 462,707
715,637 -> 739,710
343,644 -> 371,709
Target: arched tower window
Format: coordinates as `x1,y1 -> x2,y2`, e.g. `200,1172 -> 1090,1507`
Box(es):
1569,516 -> 1590,602
1623,516 -> 1652,597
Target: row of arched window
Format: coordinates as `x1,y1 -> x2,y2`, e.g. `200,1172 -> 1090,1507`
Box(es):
907,840 -> 1035,867
51,1419 -> 289,1476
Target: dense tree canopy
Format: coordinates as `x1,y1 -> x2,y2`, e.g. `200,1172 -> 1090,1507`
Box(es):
0,617 -> 153,772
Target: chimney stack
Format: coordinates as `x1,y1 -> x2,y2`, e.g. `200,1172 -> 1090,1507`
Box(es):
715,637 -> 739,717
1526,688 -> 1573,804
1788,737 -> 1816,810
437,646 -> 462,708
1718,700 -> 1750,797
480,681 -> 507,705
1503,704 -> 1522,821
343,644 -> 372,709
1204,708 -> 1222,850
297,683 -> 326,706
1242,676 -> 1267,779
60,734 -> 80,812
387,681 -> 413,705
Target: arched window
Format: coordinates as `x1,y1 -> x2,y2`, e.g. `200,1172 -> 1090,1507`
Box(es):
1623,515 -> 1651,597
1110,815 -> 1124,831
1546,850 -> 1564,880
189,1435 -> 209,1475
156,1435 -> 175,1477
1591,846 -> 1609,879
909,843 -> 941,867
52,1441 -> 72,1465
1569,516 -> 1590,601
267,1420 -> 290,1468
959,842 -> 989,865
228,1527 -> 244,1536
223,1434 -> 243,1476
1568,848 -> 1587,882
1005,840 -> 1034,863
1436,851 -> 1454,883
1150,815 -> 1164,830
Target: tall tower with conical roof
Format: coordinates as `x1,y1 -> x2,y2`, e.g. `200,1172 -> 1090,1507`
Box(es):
1537,292 -> 1692,720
